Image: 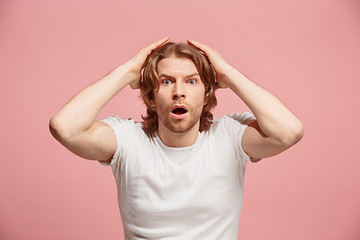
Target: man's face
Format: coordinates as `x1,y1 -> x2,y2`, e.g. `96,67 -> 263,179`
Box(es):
151,56 -> 207,134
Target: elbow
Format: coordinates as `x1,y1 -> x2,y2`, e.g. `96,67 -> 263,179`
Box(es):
49,116 -> 73,141
290,123 -> 304,145
49,116 -> 63,140
280,121 -> 304,148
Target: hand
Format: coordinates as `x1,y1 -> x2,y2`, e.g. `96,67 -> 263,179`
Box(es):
187,40 -> 235,89
125,37 -> 170,89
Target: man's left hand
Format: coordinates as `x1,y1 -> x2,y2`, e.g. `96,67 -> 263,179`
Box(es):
187,39 -> 236,90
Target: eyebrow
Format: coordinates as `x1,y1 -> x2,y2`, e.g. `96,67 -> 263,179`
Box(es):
158,73 -> 199,79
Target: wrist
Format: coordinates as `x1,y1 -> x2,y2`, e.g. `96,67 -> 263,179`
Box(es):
113,62 -> 140,86
224,68 -> 248,90
216,66 -> 239,87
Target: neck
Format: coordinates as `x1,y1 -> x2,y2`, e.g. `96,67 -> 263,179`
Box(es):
157,123 -> 200,148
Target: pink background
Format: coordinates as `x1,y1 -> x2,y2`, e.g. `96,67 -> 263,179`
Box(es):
1,0 -> 359,239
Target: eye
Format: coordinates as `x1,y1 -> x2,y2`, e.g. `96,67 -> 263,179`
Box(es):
188,79 -> 197,85
162,79 -> 172,85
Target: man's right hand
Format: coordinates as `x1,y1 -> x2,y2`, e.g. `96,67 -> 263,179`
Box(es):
49,37 -> 170,162
125,37 -> 170,89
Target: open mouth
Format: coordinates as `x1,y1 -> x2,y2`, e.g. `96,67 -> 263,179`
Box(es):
172,106 -> 188,115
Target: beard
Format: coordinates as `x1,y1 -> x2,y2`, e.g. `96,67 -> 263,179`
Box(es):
157,104 -> 203,134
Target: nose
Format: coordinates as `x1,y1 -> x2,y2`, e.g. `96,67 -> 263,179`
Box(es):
172,81 -> 185,100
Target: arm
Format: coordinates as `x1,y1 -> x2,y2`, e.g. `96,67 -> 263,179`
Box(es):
187,40 -> 304,160
49,37 -> 169,161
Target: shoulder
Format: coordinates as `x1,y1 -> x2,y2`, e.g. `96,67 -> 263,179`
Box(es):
207,112 -> 258,163
98,117 -> 149,166
101,116 -> 143,132
208,112 -> 257,144
100,116 -> 148,143
101,116 -> 137,127
212,112 -> 256,129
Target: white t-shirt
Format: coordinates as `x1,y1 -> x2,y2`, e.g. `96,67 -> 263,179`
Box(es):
100,112 -> 256,240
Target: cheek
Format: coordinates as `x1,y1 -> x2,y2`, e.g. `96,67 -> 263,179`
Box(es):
154,92 -> 166,104
153,92 -> 171,111
191,88 -> 207,105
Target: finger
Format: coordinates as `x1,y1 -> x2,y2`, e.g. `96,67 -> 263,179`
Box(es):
151,37 -> 170,48
130,81 -> 141,89
214,83 -> 220,91
144,37 -> 170,53
187,39 -> 213,54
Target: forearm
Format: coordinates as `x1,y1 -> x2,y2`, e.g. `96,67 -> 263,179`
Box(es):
226,67 -> 303,144
50,63 -> 135,137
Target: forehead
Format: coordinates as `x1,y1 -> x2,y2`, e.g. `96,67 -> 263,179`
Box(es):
157,57 -> 198,76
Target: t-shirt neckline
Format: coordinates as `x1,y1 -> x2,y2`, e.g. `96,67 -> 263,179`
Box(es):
154,131 -> 203,152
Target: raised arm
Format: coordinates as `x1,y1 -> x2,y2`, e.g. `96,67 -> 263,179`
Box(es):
187,40 -> 304,161
49,37 -> 169,161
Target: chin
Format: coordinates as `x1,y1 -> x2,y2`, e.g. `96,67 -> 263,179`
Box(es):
166,124 -> 194,134
162,118 -> 200,134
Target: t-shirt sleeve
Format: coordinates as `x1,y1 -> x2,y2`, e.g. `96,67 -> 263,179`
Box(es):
221,112 -> 261,164
97,116 -> 135,167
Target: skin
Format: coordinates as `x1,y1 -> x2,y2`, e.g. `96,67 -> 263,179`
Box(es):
187,40 -> 304,160
49,37 -> 304,162
49,38 -> 170,160
151,57 -> 208,147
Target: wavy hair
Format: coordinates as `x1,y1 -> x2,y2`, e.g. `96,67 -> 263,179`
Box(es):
140,42 -> 217,136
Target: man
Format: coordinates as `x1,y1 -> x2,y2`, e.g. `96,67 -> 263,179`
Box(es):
49,37 -> 304,239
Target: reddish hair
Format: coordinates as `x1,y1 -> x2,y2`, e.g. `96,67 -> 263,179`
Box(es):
140,42 -> 217,136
